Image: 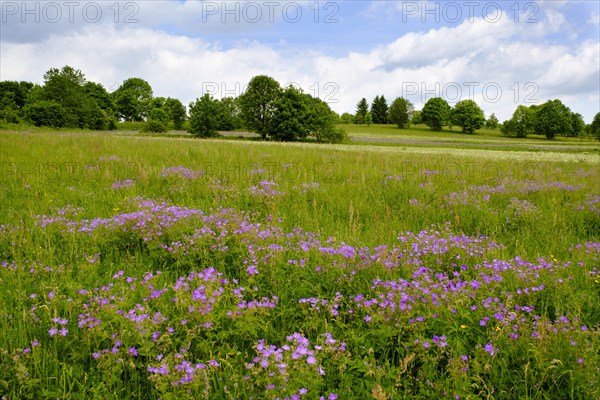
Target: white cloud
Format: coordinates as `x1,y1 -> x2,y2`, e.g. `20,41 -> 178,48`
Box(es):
1,15 -> 598,122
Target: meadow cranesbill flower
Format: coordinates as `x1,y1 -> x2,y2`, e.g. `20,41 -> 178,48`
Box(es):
484,343 -> 495,356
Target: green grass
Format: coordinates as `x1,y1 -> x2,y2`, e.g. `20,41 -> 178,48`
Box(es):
1,130 -> 599,399
341,123 -> 600,146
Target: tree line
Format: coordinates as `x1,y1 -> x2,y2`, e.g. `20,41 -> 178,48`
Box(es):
1,65 -> 598,141
344,95 -> 490,134
500,101 -> 599,139
0,66 -> 345,143
0,66 -> 186,132
189,75 -> 346,143
343,94 -> 600,140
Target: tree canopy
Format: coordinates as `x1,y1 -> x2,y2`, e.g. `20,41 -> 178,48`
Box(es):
534,99 -> 573,139
188,94 -> 221,138
239,75 -> 281,139
112,77 -> 153,122
355,98 -> 369,124
370,95 -> 389,124
590,112 -> 600,141
421,97 -> 450,131
451,99 -> 485,134
389,97 -> 414,129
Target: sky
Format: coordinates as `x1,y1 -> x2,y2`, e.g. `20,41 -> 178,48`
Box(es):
1,0 -> 599,122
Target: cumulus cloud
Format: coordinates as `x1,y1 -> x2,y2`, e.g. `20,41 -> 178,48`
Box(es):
1,2 -> 598,122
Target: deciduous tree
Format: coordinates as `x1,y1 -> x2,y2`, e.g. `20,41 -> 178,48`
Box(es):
534,99 -> 572,139
421,97 -> 450,131
164,97 -> 186,130
501,105 -> 535,138
239,75 -> 281,139
451,99 -> 485,134
590,112 -> 600,141
188,94 -> 221,138
112,78 -> 153,122
486,113 -> 499,129
270,86 -> 309,141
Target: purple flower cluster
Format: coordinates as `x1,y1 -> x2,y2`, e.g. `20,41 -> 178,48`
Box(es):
35,205 -> 84,228
48,318 -> 69,337
247,332 -> 346,393
247,180 -> 285,199
442,178 -> 582,210
160,166 -> 205,179
506,198 -> 540,220
299,292 -> 344,318
75,265 -> 283,372
574,194 -> 600,217
111,179 -> 135,190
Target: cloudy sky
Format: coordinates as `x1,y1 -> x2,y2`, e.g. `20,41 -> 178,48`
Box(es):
1,0 -> 599,121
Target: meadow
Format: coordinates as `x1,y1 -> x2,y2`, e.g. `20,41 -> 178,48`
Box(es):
0,130 -> 599,399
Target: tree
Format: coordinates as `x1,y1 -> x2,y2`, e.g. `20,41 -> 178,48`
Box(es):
365,112 -> 373,126
590,112 -> 600,141
0,81 -> 34,109
164,97 -> 186,130
270,86 -> 310,141
41,65 -> 112,129
143,97 -> 170,132
304,95 -> 335,142
215,97 -> 241,131
83,82 -> 117,129
112,78 -> 153,121
501,105 -> 534,138
421,97 -> 450,131
143,108 -> 169,133
388,97 -> 414,128
188,94 -> 221,138
534,99 -> 572,139
83,82 -> 114,113
23,100 -> 67,128
239,75 -> 281,139
355,98 -> 368,124
451,99 -> 485,134
44,66 -> 85,86
42,66 -> 86,127
371,95 -> 389,124
0,81 -> 34,122
569,112 -> 585,137
486,113 -> 499,129
340,113 -> 354,124
412,110 -> 422,125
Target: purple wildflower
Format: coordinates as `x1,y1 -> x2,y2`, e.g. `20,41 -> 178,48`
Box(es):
484,342 -> 495,356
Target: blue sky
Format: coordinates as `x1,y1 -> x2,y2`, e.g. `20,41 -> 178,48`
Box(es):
1,0 -> 599,121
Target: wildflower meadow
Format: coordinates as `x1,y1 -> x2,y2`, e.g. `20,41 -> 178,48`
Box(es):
1,132 -> 599,399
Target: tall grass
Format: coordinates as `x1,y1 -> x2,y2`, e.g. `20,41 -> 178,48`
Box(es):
0,131 -> 599,399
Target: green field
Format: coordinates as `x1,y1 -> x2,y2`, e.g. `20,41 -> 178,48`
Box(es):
1,130 -> 599,399
342,124 -> 600,148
